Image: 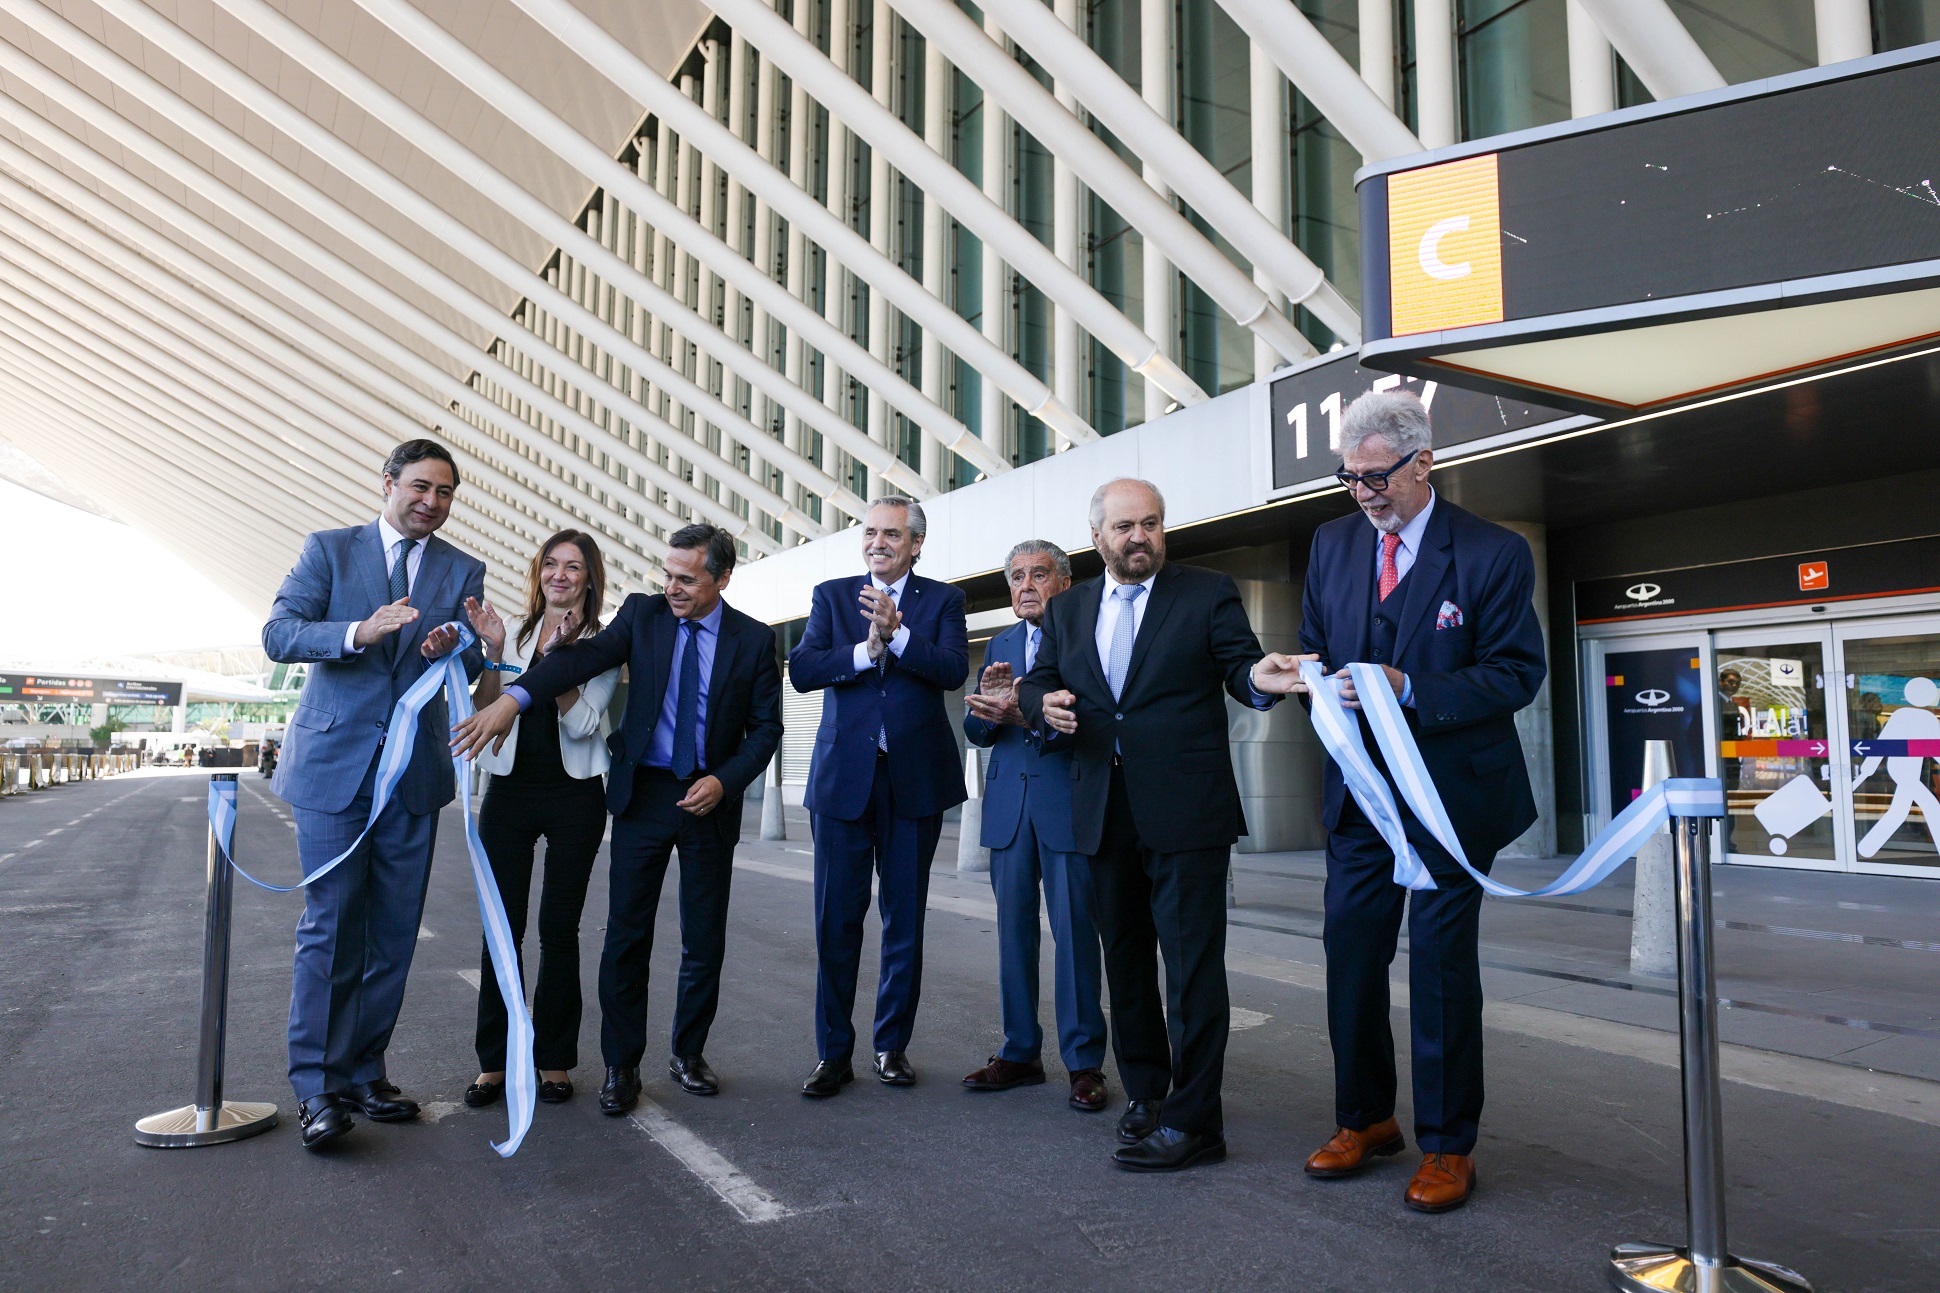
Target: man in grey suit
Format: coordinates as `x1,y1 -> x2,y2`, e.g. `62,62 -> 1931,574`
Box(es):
262,440 -> 486,1150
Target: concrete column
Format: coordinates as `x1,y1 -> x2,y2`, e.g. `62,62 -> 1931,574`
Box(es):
1566,0 -> 1616,118
1814,0 -> 1873,65
172,703 -> 188,734
1358,0 -> 1396,108
956,745 -> 989,872
1500,521 -> 1557,858
761,747 -> 787,840
1413,0 -> 1459,149
1228,577 -> 1326,853
1139,0 -> 1173,425
1629,739 -> 1676,977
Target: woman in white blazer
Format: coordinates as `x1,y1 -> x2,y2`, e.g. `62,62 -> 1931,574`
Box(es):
460,529 -> 620,1108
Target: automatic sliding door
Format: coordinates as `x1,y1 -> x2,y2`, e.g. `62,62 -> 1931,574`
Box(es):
1714,634 -> 1841,865
1836,624 -> 1940,875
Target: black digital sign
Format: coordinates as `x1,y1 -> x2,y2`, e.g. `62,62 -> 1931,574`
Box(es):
1268,350 -> 1585,492
1575,535 -> 1940,624
0,674 -> 185,706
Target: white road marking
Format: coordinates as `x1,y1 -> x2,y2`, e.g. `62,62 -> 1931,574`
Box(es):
21,840 -> 43,850
1229,1008 -> 1271,1032
628,1100 -> 794,1223
65,820 -> 80,827
456,968 -> 481,989
420,1100 -> 464,1124
418,925 -> 436,940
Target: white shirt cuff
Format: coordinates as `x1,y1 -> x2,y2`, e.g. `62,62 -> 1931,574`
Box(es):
852,640 -> 873,674
888,624 -> 911,657
344,622 -> 364,655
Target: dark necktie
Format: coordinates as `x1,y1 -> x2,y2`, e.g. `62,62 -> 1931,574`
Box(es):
671,619 -> 702,778
388,538 -> 415,602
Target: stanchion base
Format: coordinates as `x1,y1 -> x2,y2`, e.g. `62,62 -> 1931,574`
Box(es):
1609,1243 -> 1813,1292
134,1100 -> 280,1148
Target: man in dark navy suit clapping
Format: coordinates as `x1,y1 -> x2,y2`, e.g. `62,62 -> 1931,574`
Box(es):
790,497 -> 969,1096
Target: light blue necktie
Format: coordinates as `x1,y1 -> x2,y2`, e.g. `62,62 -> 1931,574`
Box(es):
1107,583 -> 1144,702
1026,626 -> 1041,674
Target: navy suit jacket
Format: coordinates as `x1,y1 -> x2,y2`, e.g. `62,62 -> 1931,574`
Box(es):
263,521 -> 486,816
790,571 -> 969,822
1299,497 -> 1547,861
963,619 -> 1075,853
516,592 -> 784,829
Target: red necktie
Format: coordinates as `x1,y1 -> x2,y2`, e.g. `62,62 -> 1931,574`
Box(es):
1378,533 -> 1402,602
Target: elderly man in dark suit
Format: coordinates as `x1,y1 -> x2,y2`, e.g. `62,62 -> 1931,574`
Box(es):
790,496 -> 969,1096
1019,479 -> 1307,1171
452,523 -> 783,1113
960,539 -> 1108,1113
263,439 -> 486,1150
1295,388 -> 1546,1213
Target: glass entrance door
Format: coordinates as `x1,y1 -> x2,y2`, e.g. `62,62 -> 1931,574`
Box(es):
1713,630 -> 1843,867
1834,619 -> 1940,876
1584,633 -> 1712,825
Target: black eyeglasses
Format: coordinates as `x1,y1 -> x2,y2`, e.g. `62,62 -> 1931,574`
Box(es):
1336,449 -> 1420,493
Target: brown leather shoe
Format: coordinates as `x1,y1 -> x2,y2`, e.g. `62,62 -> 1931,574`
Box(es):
961,1056 -> 1047,1091
1303,1117 -> 1406,1178
1404,1152 -> 1476,1213
1067,1068 -> 1108,1111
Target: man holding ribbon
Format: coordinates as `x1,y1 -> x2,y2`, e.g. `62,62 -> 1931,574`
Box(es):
452,523 -> 782,1115
263,439 -> 486,1151
1019,478 -> 1308,1172
1296,389 -> 1546,1212
790,496 -> 968,1097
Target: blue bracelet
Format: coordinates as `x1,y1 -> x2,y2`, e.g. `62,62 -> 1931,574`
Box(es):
481,660 -> 522,674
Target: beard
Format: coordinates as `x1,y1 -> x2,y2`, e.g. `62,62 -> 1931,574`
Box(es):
1103,542 -> 1164,584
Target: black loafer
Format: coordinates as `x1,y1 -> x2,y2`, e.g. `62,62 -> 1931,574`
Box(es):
669,1054 -> 720,1096
1113,1126 -> 1227,1172
463,1080 -> 503,1108
873,1050 -> 916,1086
1117,1098 -> 1164,1145
802,1059 -> 855,1097
599,1066 -> 641,1116
538,1079 -> 573,1104
297,1094 -> 353,1150
340,1079 -> 419,1122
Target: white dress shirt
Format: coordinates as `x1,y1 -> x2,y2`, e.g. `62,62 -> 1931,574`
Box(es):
1367,489 -> 1435,707
1372,489 -> 1436,587
1093,569 -> 1159,675
851,570 -> 914,673
344,516 -> 427,654
472,623 -> 620,780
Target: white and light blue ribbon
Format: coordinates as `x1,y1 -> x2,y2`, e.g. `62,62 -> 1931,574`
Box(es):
208,624 -> 535,1157
1300,659 -> 1725,898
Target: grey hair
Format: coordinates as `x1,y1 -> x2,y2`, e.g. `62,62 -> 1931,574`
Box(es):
866,494 -> 926,541
1005,539 -> 1072,581
1338,389 -> 1434,460
1087,478 -> 1166,531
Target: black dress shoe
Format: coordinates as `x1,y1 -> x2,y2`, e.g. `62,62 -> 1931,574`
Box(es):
463,1079 -> 503,1108
1117,1098 -> 1164,1145
538,1079 -> 574,1104
801,1059 -> 855,1097
669,1054 -> 720,1096
297,1094 -> 353,1149
599,1066 -> 641,1116
340,1079 -> 419,1122
873,1050 -> 916,1086
1113,1126 -> 1228,1172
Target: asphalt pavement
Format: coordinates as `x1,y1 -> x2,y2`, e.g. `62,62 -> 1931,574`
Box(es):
1,768 -> 1935,1292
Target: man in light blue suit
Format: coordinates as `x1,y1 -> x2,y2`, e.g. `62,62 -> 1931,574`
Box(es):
262,440 -> 486,1150
960,540 -> 1109,1112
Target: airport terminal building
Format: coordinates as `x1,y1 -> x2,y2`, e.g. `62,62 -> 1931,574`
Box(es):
3,0 -> 1938,880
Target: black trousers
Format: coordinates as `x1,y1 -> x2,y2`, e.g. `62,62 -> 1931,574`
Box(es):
1323,799 -> 1488,1155
600,768 -> 738,1067
1089,765 -> 1231,1137
474,775 -> 607,1071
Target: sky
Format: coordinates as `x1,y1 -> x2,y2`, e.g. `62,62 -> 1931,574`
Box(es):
0,477 -> 266,661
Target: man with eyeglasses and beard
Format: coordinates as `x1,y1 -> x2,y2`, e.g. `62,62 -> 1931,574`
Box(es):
1018,478 -> 1309,1172
1293,389 -> 1545,1214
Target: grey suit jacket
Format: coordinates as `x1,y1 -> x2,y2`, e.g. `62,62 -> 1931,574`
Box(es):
262,521 -> 485,815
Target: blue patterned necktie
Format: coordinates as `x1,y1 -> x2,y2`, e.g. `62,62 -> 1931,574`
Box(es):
1107,583 -> 1145,702
388,537 -> 415,602
671,619 -> 702,778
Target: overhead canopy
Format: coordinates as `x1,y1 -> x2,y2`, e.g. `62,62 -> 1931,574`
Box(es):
1353,44 -> 1940,414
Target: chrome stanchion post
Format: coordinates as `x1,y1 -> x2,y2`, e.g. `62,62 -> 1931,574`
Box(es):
135,773 -> 279,1148
1609,813 -> 1811,1293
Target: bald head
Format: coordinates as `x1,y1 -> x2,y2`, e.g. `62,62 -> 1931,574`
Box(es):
1090,477 -> 1167,583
